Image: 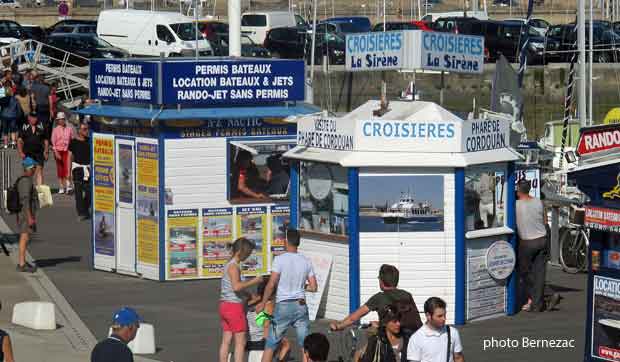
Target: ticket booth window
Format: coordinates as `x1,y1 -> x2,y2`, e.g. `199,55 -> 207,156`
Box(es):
228,140 -> 295,203
299,161 -> 349,236
464,165 -> 506,231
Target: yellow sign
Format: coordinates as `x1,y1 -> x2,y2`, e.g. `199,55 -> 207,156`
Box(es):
202,208 -> 233,278
167,209 -> 199,278
604,108 -> 620,124
93,134 -> 115,256
137,142 -> 159,266
236,206 -> 268,275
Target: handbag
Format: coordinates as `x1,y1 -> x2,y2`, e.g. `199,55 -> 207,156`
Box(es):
36,184 -> 53,208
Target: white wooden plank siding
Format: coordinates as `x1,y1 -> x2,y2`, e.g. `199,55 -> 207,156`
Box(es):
300,237 -> 350,320
359,168 -> 457,324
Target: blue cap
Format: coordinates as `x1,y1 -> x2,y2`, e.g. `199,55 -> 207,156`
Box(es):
22,157 -> 37,170
112,307 -> 142,327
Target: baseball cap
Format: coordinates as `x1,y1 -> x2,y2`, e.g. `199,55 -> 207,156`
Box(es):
56,112 -> 66,120
112,307 -> 142,327
22,157 -> 37,170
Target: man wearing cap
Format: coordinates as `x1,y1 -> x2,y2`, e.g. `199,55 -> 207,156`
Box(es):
516,180 -> 560,312
18,112 -> 48,186
91,307 -> 141,362
16,157 -> 37,273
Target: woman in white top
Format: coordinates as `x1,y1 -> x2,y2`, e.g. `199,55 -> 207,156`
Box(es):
219,238 -> 262,362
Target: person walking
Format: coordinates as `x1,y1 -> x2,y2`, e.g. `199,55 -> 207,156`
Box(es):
51,112 -> 73,194
15,86 -> 35,130
0,301 -> 15,362
330,264 -> 422,335
15,157 -> 37,273
516,180 -> 561,312
0,85 -> 18,149
407,297 -> 464,362
29,72 -> 51,138
91,307 -> 141,362
17,112 -> 48,186
219,237 -> 263,362
257,228 -> 317,362
358,305 -> 410,362
48,82 -> 58,122
69,122 -> 91,220
303,333 -> 330,362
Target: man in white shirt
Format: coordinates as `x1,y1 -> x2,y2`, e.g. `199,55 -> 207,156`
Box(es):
407,297 -> 464,362
258,228 -> 318,362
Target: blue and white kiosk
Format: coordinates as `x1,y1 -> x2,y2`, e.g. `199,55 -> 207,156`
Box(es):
284,101 -> 521,324
80,57 -> 318,281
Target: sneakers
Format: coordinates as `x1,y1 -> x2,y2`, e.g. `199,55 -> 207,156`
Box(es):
66,186 -> 73,194
547,293 -> 562,311
16,262 -> 37,273
58,188 -> 65,194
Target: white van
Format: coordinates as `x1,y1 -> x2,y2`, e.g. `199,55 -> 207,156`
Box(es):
241,11 -> 305,44
421,11 -> 489,22
97,9 -> 213,57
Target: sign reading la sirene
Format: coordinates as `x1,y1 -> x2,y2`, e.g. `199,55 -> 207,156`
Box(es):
345,30 -> 484,74
297,117 -> 355,151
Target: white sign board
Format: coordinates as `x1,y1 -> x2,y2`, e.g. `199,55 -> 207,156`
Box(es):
516,168 -> 540,199
345,30 -> 484,74
416,31 -> 484,74
346,31 -> 415,71
461,116 -> 511,153
356,119 -> 462,153
297,117 -> 355,151
466,238 -> 506,321
485,241 -> 516,280
302,251 -> 333,321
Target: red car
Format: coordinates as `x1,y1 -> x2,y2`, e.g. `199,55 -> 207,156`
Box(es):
411,20 -> 433,31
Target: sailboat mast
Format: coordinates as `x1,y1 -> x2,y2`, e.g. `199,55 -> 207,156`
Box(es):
578,0 -> 587,127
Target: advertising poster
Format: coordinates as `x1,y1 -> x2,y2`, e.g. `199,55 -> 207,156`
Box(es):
167,209 -> 199,278
359,175 -> 444,232
93,135 -> 115,256
593,276 -> 620,361
118,144 -> 133,204
202,208 -> 233,278
236,206 -> 268,275
270,205 -> 290,256
137,142 -> 159,265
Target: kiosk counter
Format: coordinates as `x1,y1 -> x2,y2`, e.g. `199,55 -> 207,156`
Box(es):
82,57 -> 318,281
569,124 -> 620,362
284,101 -> 521,324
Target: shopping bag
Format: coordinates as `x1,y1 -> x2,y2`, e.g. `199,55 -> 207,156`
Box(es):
36,185 -> 53,208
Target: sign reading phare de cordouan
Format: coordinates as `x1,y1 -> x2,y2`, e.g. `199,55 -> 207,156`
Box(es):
577,125 -> 620,156
297,117 -> 355,151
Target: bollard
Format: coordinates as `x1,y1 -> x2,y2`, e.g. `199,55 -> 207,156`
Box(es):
549,206 -> 560,266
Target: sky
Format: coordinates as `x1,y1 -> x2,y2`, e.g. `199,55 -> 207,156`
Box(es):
359,175 -> 444,208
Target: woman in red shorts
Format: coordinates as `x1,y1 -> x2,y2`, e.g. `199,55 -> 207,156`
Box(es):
219,237 -> 262,362
50,112 -> 73,194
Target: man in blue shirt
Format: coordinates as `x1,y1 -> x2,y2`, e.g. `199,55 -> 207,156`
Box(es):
91,307 -> 141,362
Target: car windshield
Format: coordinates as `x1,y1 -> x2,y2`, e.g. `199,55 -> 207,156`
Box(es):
170,22 -> 202,41
338,22 -> 367,33
242,15 -> 267,27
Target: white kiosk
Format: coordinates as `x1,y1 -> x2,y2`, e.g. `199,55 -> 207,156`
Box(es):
285,100 -> 521,324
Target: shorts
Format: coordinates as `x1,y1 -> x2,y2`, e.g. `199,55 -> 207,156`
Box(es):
219,301 -> 247,333
55,150 -> 69,178
1,116 -> 16,135
26,152 -> 44,167
265,300 -> 310,350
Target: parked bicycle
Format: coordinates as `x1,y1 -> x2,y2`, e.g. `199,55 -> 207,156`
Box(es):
327,323 -> 369,362
559,223 -> 590,273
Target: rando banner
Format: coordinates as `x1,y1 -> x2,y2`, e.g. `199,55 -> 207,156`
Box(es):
161,59 -> 305,105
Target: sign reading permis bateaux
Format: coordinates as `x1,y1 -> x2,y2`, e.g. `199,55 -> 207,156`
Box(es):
90,60 -> 158,104
161,60 -> 305,105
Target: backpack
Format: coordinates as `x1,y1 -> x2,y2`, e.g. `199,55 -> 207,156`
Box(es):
387,293 -> 423,334
7,176 -> 26,214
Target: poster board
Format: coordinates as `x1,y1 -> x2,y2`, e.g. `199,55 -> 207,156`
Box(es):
236,206 -> 268,275
167,209 -> 199,279
302,251 -> 333,321
592,275 -> 620,361
202,208 -> 234,278
466,238 -> 507,321
93,133 -> 116,271
136,139 -> 160,280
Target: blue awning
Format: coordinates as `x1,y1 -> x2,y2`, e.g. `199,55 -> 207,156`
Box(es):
76,103 -> 321,120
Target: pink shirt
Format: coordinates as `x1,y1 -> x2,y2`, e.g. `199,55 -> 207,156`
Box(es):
51,125 -> 74,151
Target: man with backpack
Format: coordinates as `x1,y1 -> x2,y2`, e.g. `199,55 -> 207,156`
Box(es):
13,157 -> 37,273
330,264 -> 422,335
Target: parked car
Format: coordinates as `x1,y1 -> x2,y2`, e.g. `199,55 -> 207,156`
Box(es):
211,34 -> 271,57
264,26 -> 307,59
20,24 -> 45,41
546,23 -> 620,63
47,19 -> 96,36
199,20 -> 228,42
504,17 -> 550,36
241,11 -> 305,44
412,20 -> 433,31
372,22 -> 421,31
305,31 -> 345,65
44,33 -> 128,66
51,24 -> 97,35
97,9 -> 213,57
316,16 -> 371,34
421,11 -> 488,23
432,16 -> 480,33
0,20 -> 24,44
484,21 -> 553,64
0,0 -> 20,8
